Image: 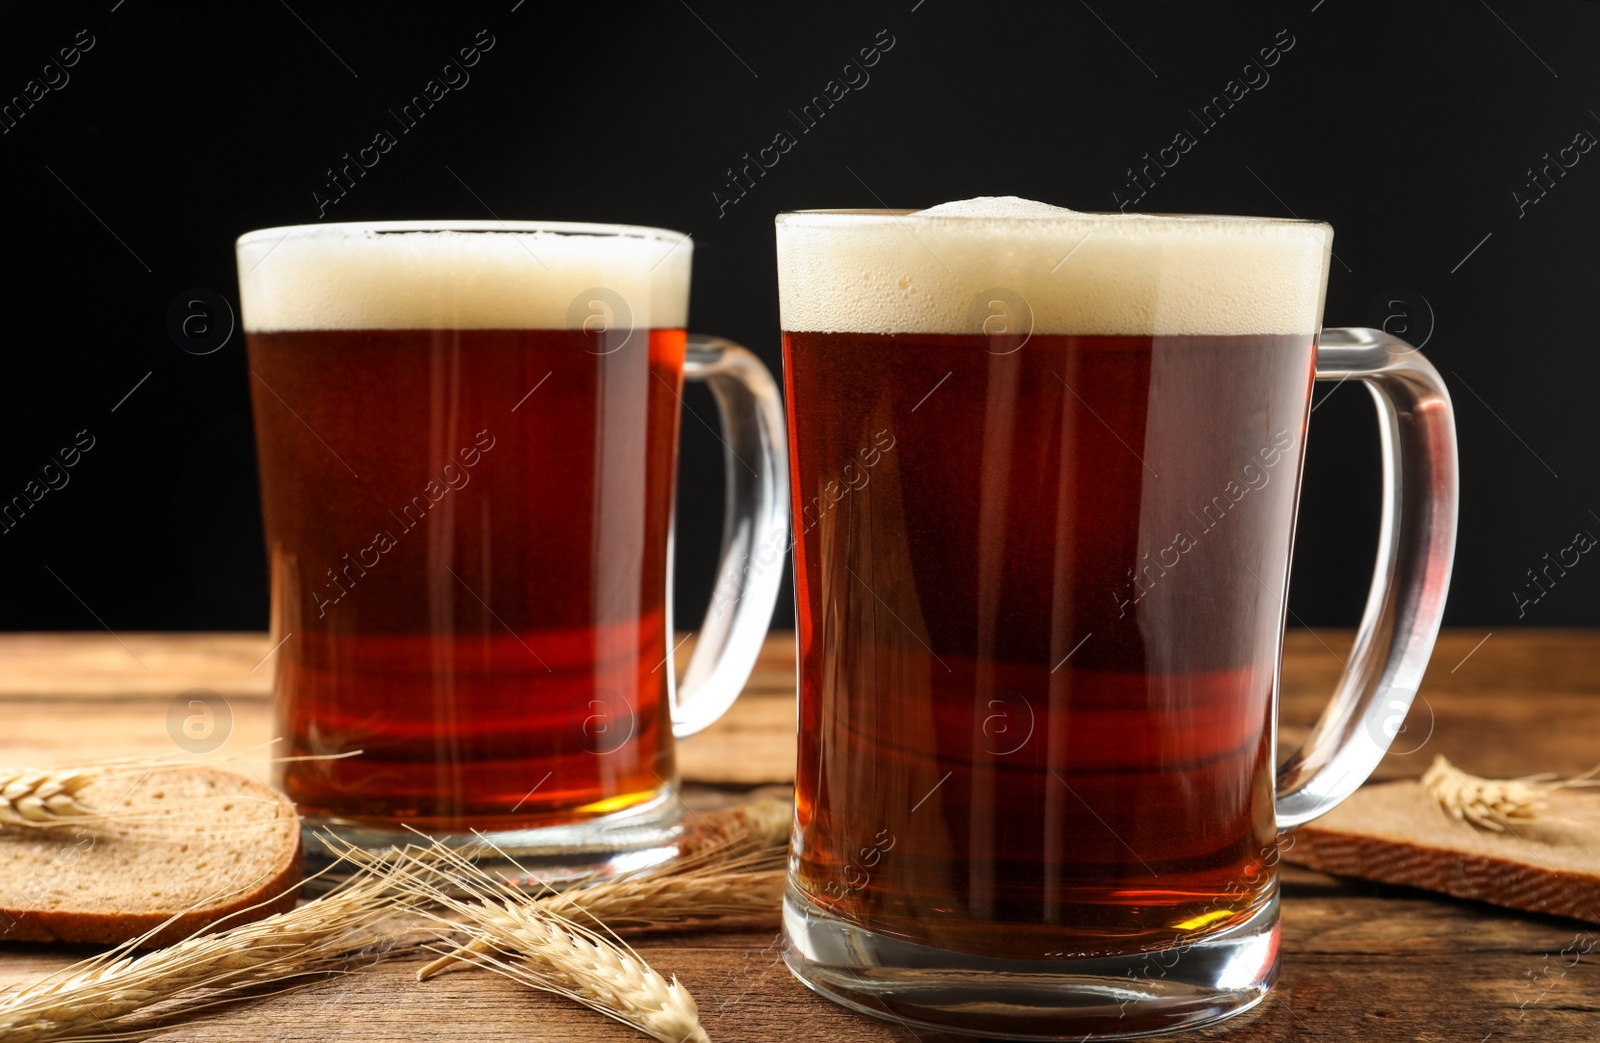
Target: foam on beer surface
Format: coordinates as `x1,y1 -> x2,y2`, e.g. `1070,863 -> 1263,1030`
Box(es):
237,222 -> 692,332
776,197 -> 1331,336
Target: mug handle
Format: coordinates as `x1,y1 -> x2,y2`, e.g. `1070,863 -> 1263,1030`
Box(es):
670,334 -> 790,738
1275,328 -> 1459,829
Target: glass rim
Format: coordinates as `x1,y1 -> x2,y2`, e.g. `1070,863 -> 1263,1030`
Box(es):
236,219 -> 689,249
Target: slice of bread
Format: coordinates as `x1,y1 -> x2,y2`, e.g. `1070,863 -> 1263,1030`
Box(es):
1288,778 -> 1600,924
0,766 -> 303,947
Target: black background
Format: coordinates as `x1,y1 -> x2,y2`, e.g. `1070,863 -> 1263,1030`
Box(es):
1,0 -> 1595,636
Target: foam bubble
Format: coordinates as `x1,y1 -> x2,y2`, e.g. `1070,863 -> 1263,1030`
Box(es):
236,221 -> 692,332
913,196 -> 1077,219
775,197 -> 1331,336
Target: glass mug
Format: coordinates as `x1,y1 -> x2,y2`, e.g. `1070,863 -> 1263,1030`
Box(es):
235,221 -> 787,873
775,199 -> 1457,1038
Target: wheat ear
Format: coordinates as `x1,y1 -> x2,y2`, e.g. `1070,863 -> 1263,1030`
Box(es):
417,862 -> 786,981
415,797 -> 791,982
681,798 -> 792,862
0,752 -> 361,829
543,862 -> 786,928
0,864 -> 413,1043
0,768 -> 98,826
343,839 -> 710,1043
442,903 -> 710,1043
1422,754 -> 1600,831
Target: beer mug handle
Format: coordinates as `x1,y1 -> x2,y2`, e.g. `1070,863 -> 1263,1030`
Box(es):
671,335 -> 790,738
1275,327 -> 1459,829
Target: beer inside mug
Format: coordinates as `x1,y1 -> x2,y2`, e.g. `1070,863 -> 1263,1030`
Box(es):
237,222 -> 691,834
779,199 -> 1332,960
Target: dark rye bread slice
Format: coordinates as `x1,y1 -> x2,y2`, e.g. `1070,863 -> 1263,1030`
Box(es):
0,767 -> 303,947
1288,778 -> 1600,924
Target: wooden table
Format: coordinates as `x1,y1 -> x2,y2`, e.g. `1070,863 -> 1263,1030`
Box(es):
2,629 -> 1596,1041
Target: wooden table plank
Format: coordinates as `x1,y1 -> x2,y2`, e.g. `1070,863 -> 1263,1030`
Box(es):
0,632 -> 799,787
5,629 -> 1595,783
0,633 -> 274,699
0,633 -> 799,701
3,888 -> 1595,1042
1,629 -> 1597,1042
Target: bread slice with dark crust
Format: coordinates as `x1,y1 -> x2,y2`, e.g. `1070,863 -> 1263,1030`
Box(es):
1289,778 -> 1600,924
0,766 -> 302,947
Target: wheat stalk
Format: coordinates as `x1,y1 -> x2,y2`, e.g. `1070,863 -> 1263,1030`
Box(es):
1422,754 -> 1600,831
0,864 -> 416,1043
344,840 -> 710,1043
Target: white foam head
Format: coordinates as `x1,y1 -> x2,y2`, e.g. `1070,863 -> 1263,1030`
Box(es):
775,197 -> 1331,336
236,221 -> 692,332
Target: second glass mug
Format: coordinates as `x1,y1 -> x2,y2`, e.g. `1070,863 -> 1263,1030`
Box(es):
775,201 -> 1458,1038
235,221 -> 788,873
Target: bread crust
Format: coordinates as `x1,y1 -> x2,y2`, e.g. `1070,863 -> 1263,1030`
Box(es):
1289,779 -> 1600,924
